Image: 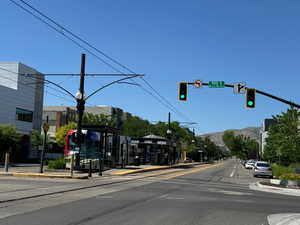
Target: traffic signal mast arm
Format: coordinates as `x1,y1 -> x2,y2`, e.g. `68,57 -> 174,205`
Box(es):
187,82 -> 300,109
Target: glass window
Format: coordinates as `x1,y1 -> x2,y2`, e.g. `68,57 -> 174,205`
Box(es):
257,163 -> 270,167
16,108 -> 33,122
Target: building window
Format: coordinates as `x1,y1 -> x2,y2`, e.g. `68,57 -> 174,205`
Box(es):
16,108 -> 33,122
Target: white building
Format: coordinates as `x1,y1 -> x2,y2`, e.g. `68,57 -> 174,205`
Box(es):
259,118 -> 276,157
0,62 -> 44,134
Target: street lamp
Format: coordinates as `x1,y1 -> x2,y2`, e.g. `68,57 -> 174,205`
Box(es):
166,129 -> 172,165
75,90 -> 84,100
75,89 -> 85,169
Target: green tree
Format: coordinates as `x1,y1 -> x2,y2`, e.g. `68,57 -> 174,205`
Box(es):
121,115 -> 151,138
55,122 -> 77,148
264,108 -> 300,165
222,131 -> 258,160
0,125 -> 20,161
222,131 -> 235,151
83,112 -> 117,127
31,130 -> 44,147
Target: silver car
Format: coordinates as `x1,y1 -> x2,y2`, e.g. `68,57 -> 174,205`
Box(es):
253,161 -> 273,178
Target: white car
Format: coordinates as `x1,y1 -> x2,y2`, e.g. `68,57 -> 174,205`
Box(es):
245,160 -> 256,169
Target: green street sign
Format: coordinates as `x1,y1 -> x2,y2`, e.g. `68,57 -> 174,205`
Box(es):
208,81 -> 225,88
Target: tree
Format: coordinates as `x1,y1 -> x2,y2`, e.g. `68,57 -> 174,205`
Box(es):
0,125 -> 20,161
121,115 -> 151,138
83,112 -> 117,127
264,108 -> 300,165
222,131 -> 235,151
31,130 -> 44,147
222,131 -> 258,160
55,122 -> 77,148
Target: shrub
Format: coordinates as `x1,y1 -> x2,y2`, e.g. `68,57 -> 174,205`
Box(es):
47,158 -> 66,169
271,164 -> 293,177
279,173 -> 300,181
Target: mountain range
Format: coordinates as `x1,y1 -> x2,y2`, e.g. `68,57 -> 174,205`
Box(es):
200,127 -> 260,146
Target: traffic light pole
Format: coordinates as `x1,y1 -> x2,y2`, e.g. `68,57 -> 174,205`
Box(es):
187,82 -> 300,109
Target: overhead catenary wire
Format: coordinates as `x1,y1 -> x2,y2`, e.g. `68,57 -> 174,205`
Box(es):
0,66 -> 76,101
0,71 -> 74,104
9,0 -> 197,129
15,0 -> 184,115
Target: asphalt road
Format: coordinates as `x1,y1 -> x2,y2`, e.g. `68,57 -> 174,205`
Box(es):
0,159 -> 299,225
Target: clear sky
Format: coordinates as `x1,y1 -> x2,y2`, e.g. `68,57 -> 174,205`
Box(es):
1,0 -> 300,134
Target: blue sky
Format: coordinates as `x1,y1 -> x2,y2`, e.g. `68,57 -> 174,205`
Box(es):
1,0 -> 300,134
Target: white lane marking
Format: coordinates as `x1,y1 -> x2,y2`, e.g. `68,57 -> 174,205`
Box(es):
165,197 -> 185,200
268,213 -> 300,225
207,188 -> 252,196
217,190 -> 252,196
230,163 -> 238,177
158,194 -> 184,200
230,169 -> 236,178
96,195 -> 113,199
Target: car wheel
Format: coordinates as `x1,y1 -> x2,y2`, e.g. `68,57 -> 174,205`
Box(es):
253,174 -> 257,177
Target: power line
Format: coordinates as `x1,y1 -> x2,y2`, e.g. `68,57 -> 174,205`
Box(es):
8,0 -> 126,74
0,70 -> 74,104
9,0 -> 195,123
0,66 -> 75,101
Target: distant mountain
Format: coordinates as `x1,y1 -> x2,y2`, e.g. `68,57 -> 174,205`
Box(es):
200,127 -> 260,147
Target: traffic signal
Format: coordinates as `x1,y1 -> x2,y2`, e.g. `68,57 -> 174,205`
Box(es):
179,82 -> 188,101
246,88 -> 256,108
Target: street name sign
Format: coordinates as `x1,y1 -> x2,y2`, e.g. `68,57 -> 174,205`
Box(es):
208,81 -> 225,88
233,82 -> 246,94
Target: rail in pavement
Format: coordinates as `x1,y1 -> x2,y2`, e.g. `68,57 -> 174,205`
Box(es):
112,162 -> 206,175
0,172 -> 88,179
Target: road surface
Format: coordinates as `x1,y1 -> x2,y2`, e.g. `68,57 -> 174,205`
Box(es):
0,159 -> 299,225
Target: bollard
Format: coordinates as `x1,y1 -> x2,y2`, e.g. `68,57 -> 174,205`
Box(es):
4,152 -> 9,173
88,160 -> 92,177
98,159 -> 102,176
70,154 -> 74,177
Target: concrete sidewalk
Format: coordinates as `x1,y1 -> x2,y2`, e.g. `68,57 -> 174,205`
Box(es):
0,162 -> 204,179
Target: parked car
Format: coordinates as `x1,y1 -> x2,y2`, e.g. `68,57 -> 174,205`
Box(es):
245,160 -> 256,169
253,161 -> 273,178
240,160 -> 246,166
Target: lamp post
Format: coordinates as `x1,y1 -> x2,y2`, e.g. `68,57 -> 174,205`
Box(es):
167,128 -> 172,166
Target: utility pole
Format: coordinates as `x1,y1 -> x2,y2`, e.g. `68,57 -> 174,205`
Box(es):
75,54 -> 86,168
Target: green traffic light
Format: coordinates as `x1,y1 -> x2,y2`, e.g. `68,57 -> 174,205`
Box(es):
180,94 -> 185,99
247,101 -> 254,106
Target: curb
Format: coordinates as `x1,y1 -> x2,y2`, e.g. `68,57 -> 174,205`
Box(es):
0,172 -> 88,179
250,182 -> 300,197
112,162 -> 209,176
